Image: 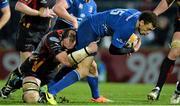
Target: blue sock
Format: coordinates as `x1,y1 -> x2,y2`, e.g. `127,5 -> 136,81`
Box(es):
48,80 -> 56,88
87,76 -> 99,99
48,70 -> 80,95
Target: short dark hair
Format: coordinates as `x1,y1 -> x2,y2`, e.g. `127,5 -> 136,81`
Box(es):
139,11 -> 158,28
62,28 -> 76,42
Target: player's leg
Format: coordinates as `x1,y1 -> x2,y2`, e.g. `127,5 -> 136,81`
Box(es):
170,81 -> 180,104
0,28 -> 33,98
88,61 -> 112,102
148,30 -> 180,100
88,61 -> 99,99
22,76 -> 41,103
46,56 -> 94,105
0,68 -> 22,98
0,53 -> 32,98
48,66 -> 74,87
147,55 -> 175,100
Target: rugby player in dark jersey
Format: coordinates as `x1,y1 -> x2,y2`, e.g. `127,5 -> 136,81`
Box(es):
1,28 -> 97,103
0,0 -> 56,98
147,0 -> 180,104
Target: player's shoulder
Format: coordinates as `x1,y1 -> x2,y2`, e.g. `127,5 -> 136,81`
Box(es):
46,31 -> 61,43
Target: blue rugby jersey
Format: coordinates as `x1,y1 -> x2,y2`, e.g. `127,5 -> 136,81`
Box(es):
87,8 -> 141,48
60,0 -> 97,25
0,0 -> 9,9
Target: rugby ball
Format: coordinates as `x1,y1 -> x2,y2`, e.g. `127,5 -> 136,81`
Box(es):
126,33 -> 138,47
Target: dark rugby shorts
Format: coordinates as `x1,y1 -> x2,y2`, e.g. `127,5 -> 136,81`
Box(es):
16,26 -> 47,52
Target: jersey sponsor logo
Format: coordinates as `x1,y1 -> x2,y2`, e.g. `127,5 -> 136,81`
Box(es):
89,6 -> 93,13
116,38 -> 123,43
102,24 -> 109,34
32,58 -> 45,72
49,37 -> 60,42
79,3 -> 83,9
80,13 -> 85,18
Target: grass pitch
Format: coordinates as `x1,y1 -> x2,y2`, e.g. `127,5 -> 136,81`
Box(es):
0,80 -> 176,105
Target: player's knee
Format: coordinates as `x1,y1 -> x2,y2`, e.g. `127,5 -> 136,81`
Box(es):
77,63 -> 89,78
22,76 -> 41,103
89,61 -> 98,76
76,67 -> 90,78
76,57 -> 94,78
168,40 -> 180,60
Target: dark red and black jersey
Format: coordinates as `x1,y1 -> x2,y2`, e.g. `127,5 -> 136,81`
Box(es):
20,29 -> 66,82
19,0 -> 56,31
33,29 -> 65,62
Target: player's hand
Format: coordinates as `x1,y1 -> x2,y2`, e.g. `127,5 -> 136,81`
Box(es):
39,7 -> 55,18
49,8 -> 57,17
86,42 -> 98,54
72,19 -> 78,29
133,37 -> 141,52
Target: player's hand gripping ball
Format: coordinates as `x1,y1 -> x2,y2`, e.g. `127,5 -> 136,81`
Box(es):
126,33 -> 138,48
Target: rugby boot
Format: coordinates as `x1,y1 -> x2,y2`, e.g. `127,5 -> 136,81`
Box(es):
0,86 -> 12,99
91,96 -> 113,103
45,92 -> 57,105
170,91 -> 180,104
147,87 -> 160,100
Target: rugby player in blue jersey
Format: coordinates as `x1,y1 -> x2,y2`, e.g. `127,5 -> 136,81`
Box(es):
53,0 -> 97,29
52,0 -> 111,103
45,8 -> 158,104
0,0 -> 10,29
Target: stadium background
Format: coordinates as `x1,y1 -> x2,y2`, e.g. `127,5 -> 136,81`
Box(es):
0,0 -> 179,83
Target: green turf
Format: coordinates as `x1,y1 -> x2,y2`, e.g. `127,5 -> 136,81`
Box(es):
0,80 -> 177,105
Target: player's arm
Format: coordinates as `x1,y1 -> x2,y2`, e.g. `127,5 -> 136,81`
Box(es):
55,45 -> 98,68
15,0 -> 55,17
15,0 -> 40,16
55,42 -> 98,67
55,51 -> 72,67
0,4 -> 10,29
153,0 -> 176,16
109,38 -> 141,55
46,33 -> 98,67
53,0 -> 78,28
109,32 -> 141,55
109,44 -> 134,55
109,32 -> 135,55
67,42 -> 98,66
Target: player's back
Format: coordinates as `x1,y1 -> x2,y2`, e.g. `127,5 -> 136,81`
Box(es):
61,0 -> 96,24
88,8 -> 141,37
